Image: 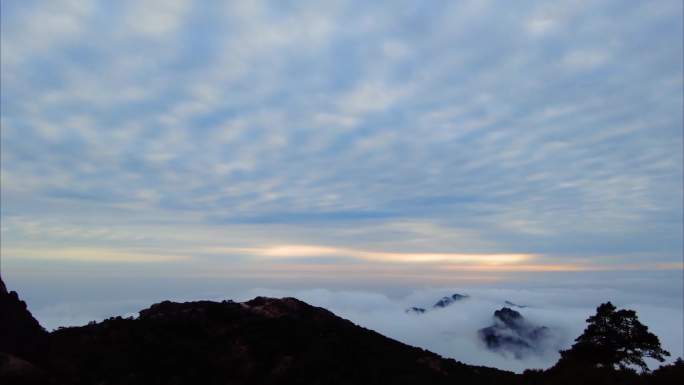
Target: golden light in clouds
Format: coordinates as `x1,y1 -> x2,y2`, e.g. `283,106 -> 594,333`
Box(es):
5,244 -> 681,273
2,247 -> 188,263
255,245 -> 343,258
230,244 -> 535,265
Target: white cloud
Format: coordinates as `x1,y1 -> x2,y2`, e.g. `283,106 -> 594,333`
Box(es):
337,82 -> 410,115
382,40 -> 410,59
562,49 -> 610,70
124,0 -> 190,37
3,247 -> 189,263
526,16 -> 557,35
0,0 -> 93,66
1,0 -> 681,306
232,285 -> 683,372
216,244 -> 535,265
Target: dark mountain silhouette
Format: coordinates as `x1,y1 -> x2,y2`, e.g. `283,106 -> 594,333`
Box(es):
478,307 -> 551,358
0,277 -> 515,385
433,293 -> 469,308
0,278 -> 49,384
2,277 -> 681,385
405,292 -> 469,314
504,300 -> 528,308
0,278 -> 48,363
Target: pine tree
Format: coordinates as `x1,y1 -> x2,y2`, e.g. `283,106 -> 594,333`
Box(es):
559,302 -> 670,372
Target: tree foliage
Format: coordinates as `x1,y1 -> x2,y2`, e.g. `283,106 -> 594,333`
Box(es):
559,302 -> 670,372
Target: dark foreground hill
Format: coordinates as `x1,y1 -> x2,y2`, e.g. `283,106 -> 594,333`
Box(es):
1,276 -> 681,385
46,297 -> 516,385
0,278 -> 48,364
1,277 -> 514,385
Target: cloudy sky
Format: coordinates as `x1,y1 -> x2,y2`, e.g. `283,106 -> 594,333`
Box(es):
1,0 -> 682,371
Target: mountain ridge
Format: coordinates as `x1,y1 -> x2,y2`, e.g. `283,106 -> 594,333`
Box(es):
0,277 -> 515,385
478,306 -> 553,358
1,277 -> 681,385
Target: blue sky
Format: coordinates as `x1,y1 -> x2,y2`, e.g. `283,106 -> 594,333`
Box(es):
1,0 -> 682,283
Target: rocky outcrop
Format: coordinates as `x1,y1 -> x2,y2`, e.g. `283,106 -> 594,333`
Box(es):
478,307 -> 550,359
433,293 -> 469,309
504,301 -> 528,309
405,307 -> 427,314
406,293 -> 469,314
0,276 -> 48,363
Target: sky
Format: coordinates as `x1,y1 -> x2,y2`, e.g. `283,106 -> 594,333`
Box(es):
1,0 -> 682,371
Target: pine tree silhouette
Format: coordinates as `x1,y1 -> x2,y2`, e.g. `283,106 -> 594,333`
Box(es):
559,302 -> 670,372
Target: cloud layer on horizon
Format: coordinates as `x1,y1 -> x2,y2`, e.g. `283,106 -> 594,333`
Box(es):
22,278 -> 684,373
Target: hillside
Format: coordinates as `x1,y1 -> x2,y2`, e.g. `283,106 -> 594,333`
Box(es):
0,277 -> 515,385
1,277 -> 681,385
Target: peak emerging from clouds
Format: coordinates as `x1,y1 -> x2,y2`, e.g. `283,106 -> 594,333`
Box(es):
433,294 -> 469,308
406,293 -> 470,313
402,292 -> 562,361
478,307 -> 556,359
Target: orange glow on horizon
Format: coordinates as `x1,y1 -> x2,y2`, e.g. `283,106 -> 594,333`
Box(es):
229,244 -> 535,265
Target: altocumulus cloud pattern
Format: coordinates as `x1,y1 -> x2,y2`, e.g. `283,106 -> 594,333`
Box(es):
1,1 -> 682,293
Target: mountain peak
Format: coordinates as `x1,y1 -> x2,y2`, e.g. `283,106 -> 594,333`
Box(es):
504,301 -> 527,309
479,307 -> 552,359
433,293 -> 469,309
493,307 -> 523,327
0,276 -> 48,364
37,296 -> 516,384
244,296 -> 322,318
406,306 -> 427,314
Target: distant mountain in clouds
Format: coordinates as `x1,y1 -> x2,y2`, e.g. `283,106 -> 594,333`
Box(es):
478,307 -> 553,359
406,293 -> 469,314
504,301 -> 528,309
433,293 -> 470,308
404,294 -> 556,360
405,306 -> 427,314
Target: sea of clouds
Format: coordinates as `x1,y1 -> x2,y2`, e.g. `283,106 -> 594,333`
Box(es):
231,286 -> 683,372
24,272 -> 683,373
